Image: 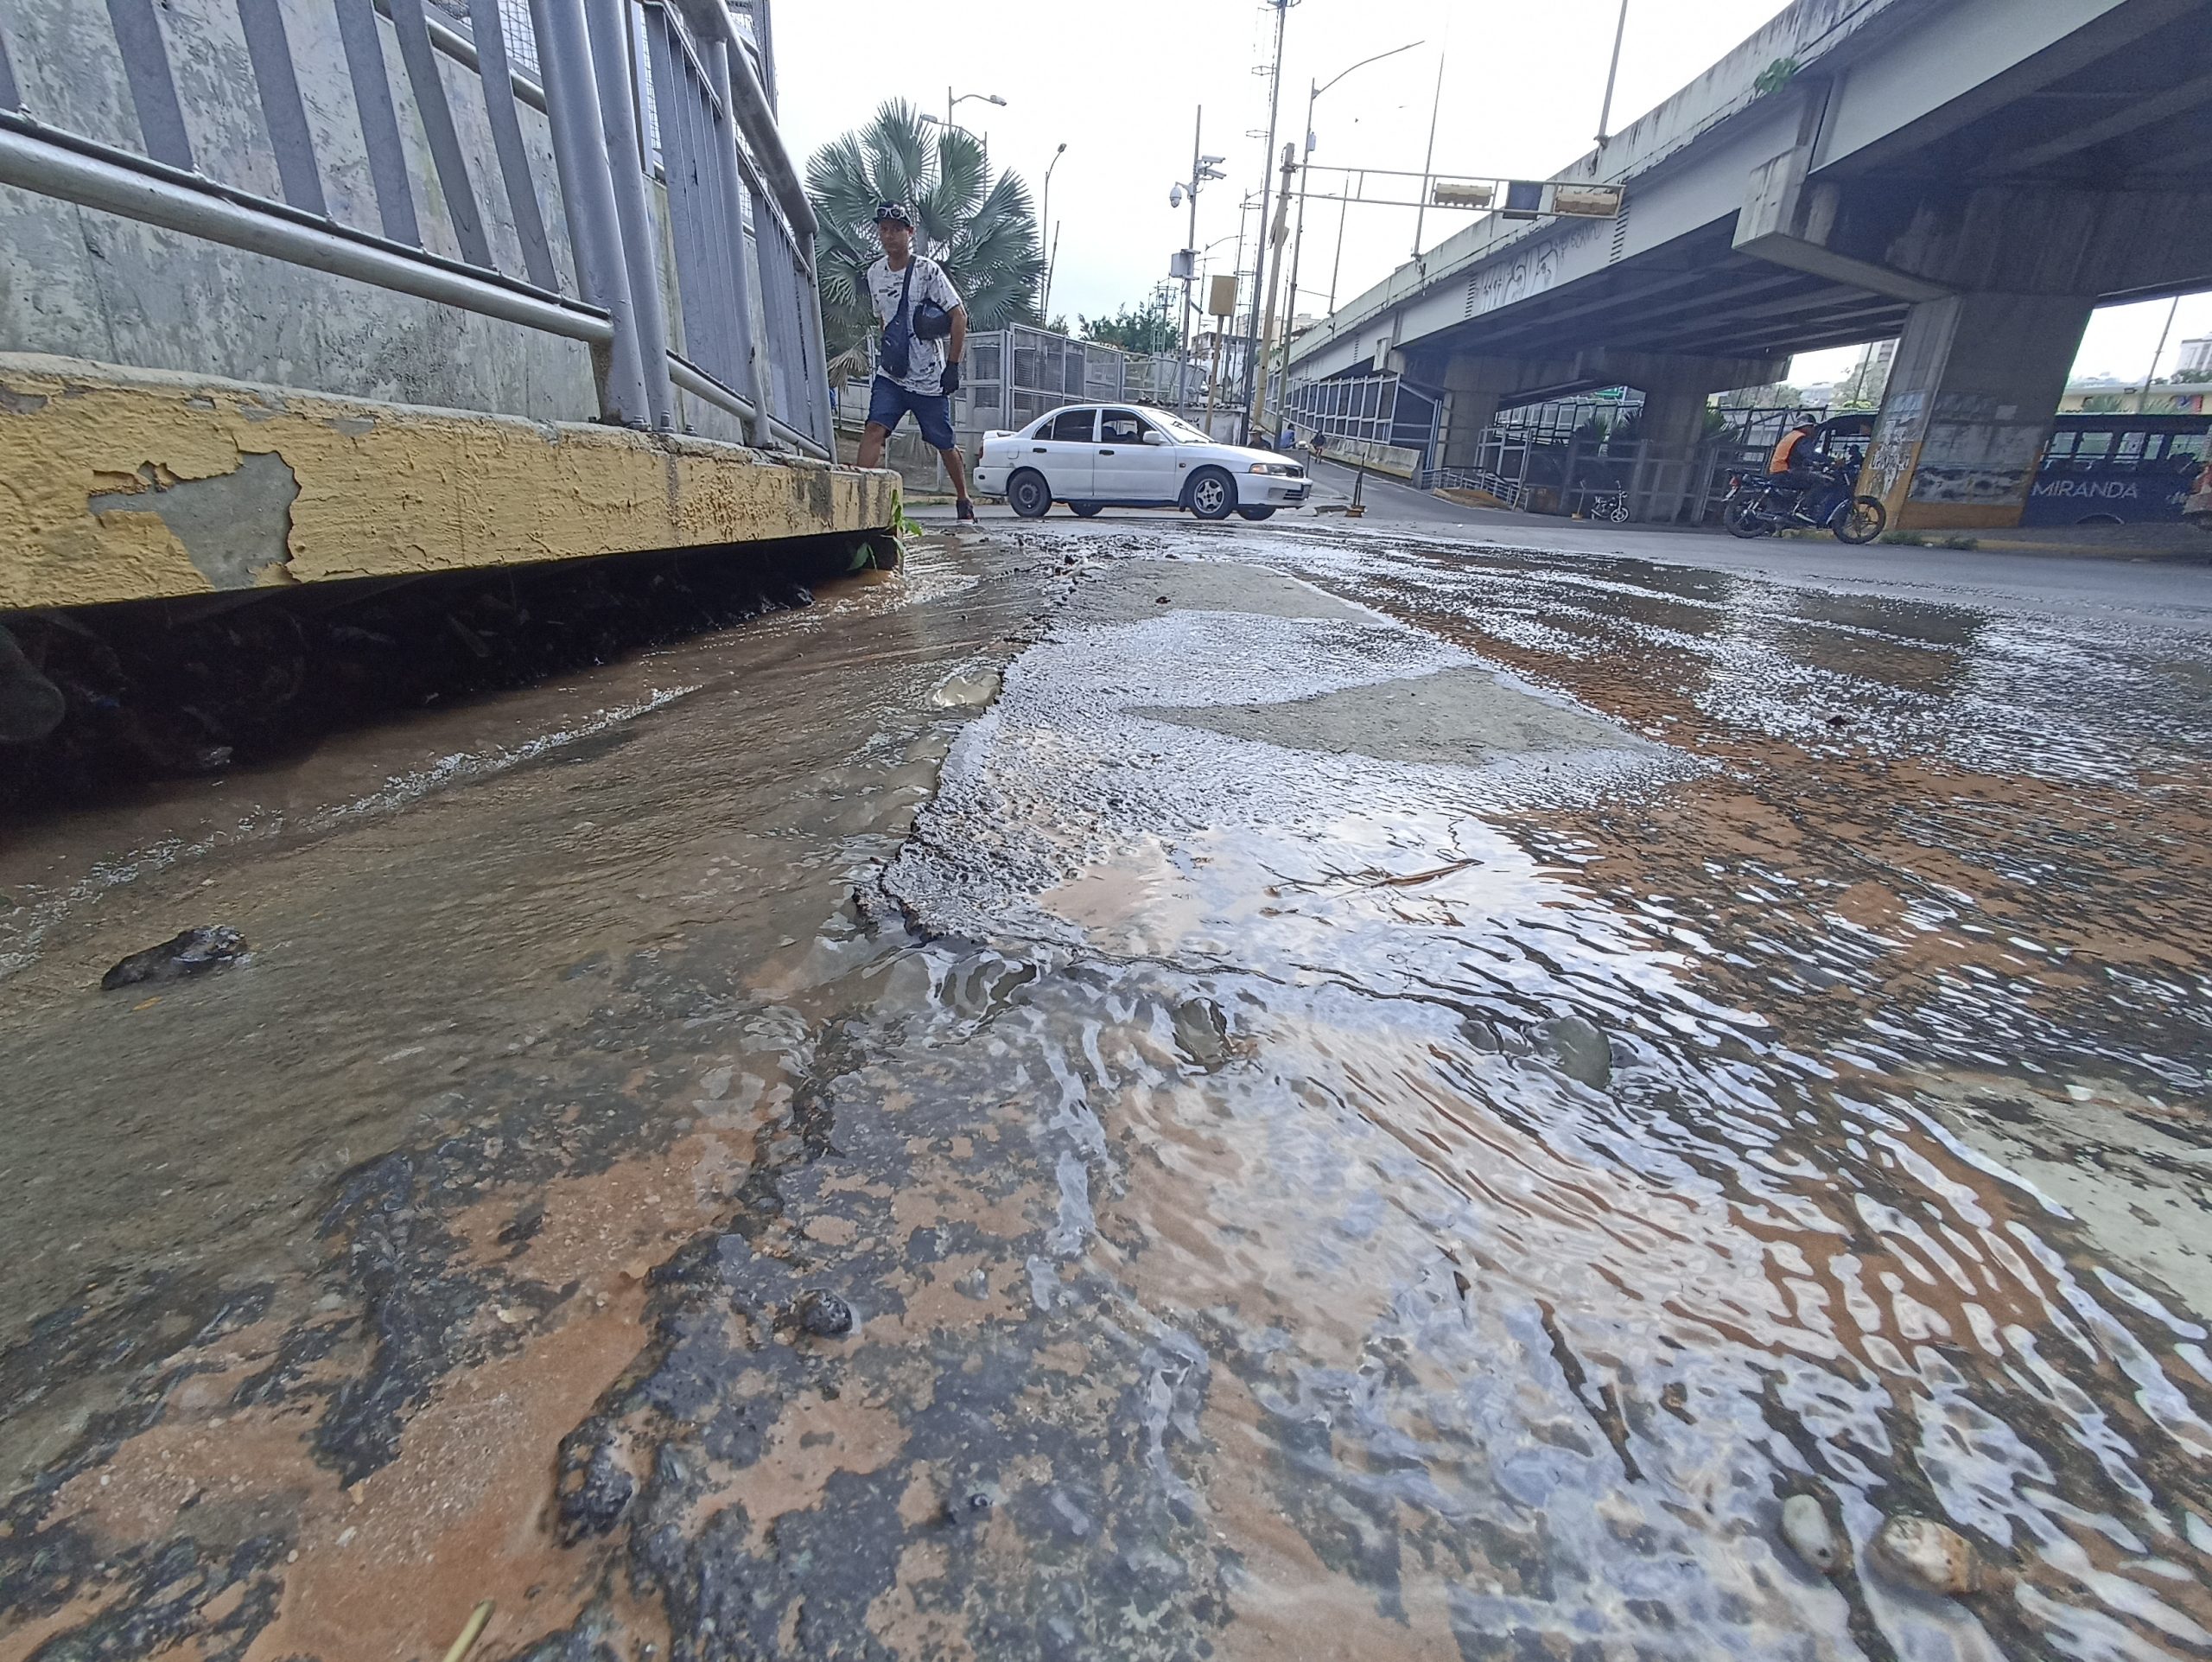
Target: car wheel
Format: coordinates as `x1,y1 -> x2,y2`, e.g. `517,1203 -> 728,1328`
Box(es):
1071,501 -> 1103,518
1235,506 -> 1275,521
1187,468 -> 1236,520
1007,468 -> 1051,519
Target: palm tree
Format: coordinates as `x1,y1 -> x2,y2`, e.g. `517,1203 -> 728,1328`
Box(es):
806,100 -> 1046,357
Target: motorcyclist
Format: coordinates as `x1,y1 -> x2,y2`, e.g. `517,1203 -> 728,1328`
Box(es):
1768,417 -> 1827,514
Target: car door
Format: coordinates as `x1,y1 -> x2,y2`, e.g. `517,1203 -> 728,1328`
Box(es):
1021,407 -> 1096,500
1094,409 -> 1179,504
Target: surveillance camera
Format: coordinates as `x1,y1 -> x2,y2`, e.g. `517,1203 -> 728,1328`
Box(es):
1170,184 -> 1185,207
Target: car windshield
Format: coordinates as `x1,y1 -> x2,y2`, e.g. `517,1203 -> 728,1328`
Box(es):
1146,410 -> 1210,443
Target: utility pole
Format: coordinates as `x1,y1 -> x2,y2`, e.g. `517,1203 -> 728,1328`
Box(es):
1248,142 -> 1296,442
1240,0 -> 1293,445
1182,108 -> 1202,411
1595,0 -> 1630,145
1277,138 -> 1313,441
1326,170 -> 1357,313
2138,296 -> 2182,413
1411,47 -> 1446,258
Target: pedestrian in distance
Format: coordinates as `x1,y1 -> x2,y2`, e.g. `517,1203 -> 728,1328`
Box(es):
857,201 -> 976,521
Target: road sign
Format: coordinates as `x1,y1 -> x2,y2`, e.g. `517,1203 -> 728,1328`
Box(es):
1551,183 -> 1624,218
1207,274 -> 1238,317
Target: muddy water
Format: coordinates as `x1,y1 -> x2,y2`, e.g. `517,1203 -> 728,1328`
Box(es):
3,526 -> 2211,1662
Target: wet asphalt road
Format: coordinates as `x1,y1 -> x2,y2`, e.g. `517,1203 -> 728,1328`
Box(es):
3,519 -> 2211,1662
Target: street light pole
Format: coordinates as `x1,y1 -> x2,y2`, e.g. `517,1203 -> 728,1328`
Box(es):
1282,42 -> 1418,440
1038,142 -> 1066,320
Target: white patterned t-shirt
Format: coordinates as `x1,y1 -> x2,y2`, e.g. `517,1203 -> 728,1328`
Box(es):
866,255 -> 963,394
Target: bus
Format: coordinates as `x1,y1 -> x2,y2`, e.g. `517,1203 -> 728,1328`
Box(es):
2025,414 -> 2211,525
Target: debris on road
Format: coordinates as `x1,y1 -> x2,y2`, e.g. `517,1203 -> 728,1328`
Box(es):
1870,1515 -> 1986,1597
793,1289 -> 855,1337
1536,1012 -> 1612,1089
1780,1494 -> 1847,1575
99,926 -> 246,990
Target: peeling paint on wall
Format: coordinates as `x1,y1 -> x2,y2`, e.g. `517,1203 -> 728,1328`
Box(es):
0,353 -> 899,612
87,451 -> 300,589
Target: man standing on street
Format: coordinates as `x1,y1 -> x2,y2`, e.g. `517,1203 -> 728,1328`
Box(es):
857,202 -> 975,521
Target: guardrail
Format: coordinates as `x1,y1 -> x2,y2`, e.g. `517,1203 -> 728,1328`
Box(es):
0,0 -> 829,455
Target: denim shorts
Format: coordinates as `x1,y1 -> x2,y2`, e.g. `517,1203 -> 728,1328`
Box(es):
865,374 -> 956,450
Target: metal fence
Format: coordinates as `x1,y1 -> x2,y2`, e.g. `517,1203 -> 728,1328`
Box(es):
955,326 -> 1208,437
0,0 -> 829,453
1286,372 -> 1443,468
1437,408 -> 1847,525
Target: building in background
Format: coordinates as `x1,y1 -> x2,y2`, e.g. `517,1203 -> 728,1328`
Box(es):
2180,335 -> 2212,378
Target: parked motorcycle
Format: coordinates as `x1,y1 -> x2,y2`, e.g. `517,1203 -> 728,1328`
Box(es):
1721,462 -> 1886,544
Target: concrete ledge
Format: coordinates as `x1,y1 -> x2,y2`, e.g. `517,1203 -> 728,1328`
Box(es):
0,354 -> 899,613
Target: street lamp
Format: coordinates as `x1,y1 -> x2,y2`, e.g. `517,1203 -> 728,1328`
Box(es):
947,86 -> 1007,130
1265,40 -> 1421,437
1039,141 -> 1067,322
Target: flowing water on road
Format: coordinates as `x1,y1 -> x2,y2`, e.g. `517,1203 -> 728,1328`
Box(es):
3,525 -> 2209,1661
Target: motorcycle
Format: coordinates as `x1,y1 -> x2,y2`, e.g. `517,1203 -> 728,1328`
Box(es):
1721,460 -> 1886,544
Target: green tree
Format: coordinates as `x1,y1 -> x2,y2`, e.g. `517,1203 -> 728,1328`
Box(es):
1079,302 -> 1181,354
805,100 -> 1046,356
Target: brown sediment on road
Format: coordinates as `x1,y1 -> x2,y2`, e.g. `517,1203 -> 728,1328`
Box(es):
1348,568 -> 2212,1055
0,537 -> 1073,1662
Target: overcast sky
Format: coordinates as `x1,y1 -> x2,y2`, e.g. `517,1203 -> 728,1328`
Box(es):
773,0 -> 2211,389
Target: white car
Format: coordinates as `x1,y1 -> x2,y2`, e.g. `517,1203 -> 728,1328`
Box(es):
972,404 -> 1311,521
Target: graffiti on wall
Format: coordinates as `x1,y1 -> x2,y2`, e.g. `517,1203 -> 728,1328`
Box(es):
1866,390 -> 1925,501
1904,410 -> 2046,506
1462,223 -> 1605,322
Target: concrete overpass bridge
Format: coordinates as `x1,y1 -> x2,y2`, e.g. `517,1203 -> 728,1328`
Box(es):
1288,0 -> 2212,528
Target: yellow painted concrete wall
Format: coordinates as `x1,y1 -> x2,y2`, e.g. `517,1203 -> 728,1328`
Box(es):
0,354 -> 899,613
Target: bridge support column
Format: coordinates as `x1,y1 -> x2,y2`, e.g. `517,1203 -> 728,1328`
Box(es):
1865,291 -> 2094,532
1632,379 -> 1717,524
1437,359 -> 1519,475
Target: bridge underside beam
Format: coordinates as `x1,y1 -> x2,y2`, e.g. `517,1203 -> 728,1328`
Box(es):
0,353 -> 896,613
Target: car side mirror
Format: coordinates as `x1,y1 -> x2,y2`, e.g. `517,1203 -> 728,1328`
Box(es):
1144,431 -> 1169,446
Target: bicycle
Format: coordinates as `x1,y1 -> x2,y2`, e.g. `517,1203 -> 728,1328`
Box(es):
1583,489 -> 1631,524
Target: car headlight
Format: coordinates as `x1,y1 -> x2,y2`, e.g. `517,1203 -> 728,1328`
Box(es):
1249,462 -> 1302,476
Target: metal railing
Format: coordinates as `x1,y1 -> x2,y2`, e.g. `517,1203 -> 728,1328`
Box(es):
1424,466 -> 1528,507
0,0 -> 828,455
